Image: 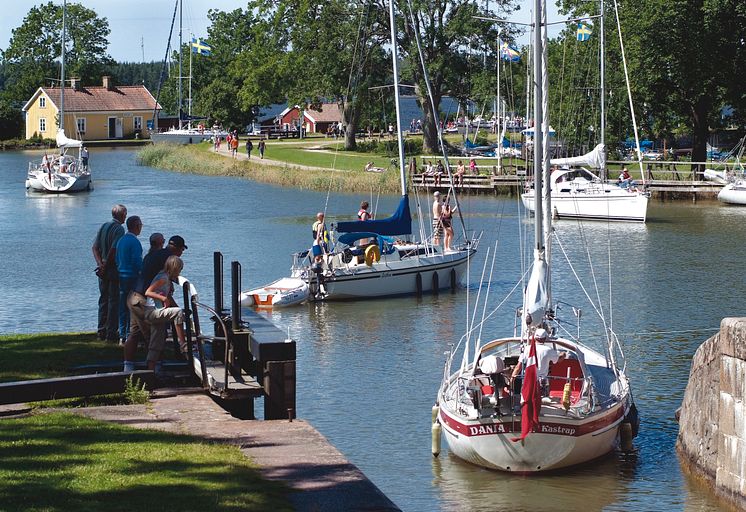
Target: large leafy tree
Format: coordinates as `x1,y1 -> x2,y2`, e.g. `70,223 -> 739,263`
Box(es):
240,1 -> 390,150
560,0 -> 746,172
399,0 -> 519,153
2,2 -> 112,101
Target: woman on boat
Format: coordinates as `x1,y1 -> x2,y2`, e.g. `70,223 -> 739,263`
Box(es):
143,255 -> 186,371
441,199 -> 457,251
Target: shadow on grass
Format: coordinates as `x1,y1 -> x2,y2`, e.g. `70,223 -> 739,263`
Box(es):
0,412 -> 292,512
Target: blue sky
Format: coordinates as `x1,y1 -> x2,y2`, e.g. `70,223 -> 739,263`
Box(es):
1,1 -> 560,63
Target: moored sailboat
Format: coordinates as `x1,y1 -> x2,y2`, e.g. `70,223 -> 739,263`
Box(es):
25,0 -> 91,194
435,0 -> 638,472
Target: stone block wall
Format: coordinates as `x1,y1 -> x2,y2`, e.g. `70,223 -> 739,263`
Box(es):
677,317 -> 746,508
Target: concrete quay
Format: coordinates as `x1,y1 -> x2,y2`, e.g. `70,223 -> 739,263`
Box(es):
677,317 -> 746,510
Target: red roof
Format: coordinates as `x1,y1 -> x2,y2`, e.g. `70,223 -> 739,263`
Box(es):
29,85 -> 160,113
306,103 -> 343,123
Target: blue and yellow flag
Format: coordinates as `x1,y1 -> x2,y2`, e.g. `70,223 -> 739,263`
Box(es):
191,37 -> 212,56
500,42 -> 521,62
576,23 -> 591,42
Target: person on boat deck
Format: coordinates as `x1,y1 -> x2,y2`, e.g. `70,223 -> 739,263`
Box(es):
143,255 -> 187,372
618,167 -> 633,189
511,327 -> 567,396
441,199 -> 457,251
357,201 -> 373,249
93,204 -> 127,342
115,215 -> 143,344
312,212 -> 329,253
81,146 -> 89,169
432,191 -> 444,246
455,160 -> 465,187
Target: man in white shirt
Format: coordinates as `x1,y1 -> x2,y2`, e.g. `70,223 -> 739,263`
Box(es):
511,328 -> 566,391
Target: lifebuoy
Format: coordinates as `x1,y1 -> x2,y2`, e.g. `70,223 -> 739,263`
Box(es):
364,244 -> 381,266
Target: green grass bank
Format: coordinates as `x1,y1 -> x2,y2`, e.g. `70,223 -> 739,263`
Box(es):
0,412 -> 292,512
137,142 -> 404,194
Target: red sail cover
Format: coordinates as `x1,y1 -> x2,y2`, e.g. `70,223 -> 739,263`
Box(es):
513,335 -> 541,442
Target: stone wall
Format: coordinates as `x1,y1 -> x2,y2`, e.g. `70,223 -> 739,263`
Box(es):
677,317 -> 746,509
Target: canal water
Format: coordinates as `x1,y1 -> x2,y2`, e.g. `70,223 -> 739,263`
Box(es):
1,148 -> 740,511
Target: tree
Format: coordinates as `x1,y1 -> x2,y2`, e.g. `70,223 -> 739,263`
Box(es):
560,0 -> 746,172
399,0 -> 519,153
2,2 -> 112,102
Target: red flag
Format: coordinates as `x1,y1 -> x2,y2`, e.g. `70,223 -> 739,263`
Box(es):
512,335 -> 541,442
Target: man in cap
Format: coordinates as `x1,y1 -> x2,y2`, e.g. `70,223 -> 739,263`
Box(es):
432,191 -> 443,246
510,327 -> 567,395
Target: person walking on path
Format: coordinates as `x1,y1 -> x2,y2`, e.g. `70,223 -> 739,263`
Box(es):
93,204 -> 127,342
115,216 -> 143,344
246,139 -> 254,159
258,139 -> 266,159
230,134 -> 239,158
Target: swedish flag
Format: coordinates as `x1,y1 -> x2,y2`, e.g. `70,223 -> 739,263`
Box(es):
191,37 -> 212,56
576,23 -> 591,42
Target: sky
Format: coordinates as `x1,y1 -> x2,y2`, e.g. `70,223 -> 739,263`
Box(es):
0,1 -> 561,63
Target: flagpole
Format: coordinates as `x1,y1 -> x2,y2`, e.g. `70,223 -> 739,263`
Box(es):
188,35 -> 193,129
497,37 -> 502,176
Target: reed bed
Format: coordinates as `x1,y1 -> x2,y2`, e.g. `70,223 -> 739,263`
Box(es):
137,144 -> 402,194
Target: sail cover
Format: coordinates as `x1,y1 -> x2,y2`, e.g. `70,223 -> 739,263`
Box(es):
336,195 -> 412,236
523,258 -> 549,328
551,143 -> 605,169
56,129 -> 83,148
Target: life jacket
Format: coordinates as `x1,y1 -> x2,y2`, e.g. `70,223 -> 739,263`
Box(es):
357,209 -> 370,220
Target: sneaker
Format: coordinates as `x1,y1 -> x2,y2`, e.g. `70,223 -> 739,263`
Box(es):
123,361 -> 135,372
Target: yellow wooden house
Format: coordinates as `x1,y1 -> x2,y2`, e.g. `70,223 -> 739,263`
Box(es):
22,76 -> 161,140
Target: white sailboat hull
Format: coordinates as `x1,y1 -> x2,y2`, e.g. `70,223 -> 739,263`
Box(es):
295,246 -> 475,300
522,190 -> 648,222
26,170 -> 91,193
718,181 -> 746,205
437,337 -> 634,473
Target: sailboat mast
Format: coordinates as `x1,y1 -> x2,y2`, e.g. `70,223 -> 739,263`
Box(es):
178,0 -> 183,130
388,0 -> 407,195
60,0 -> 66,131
599,0 -> 606,178
532,0 -> 543,253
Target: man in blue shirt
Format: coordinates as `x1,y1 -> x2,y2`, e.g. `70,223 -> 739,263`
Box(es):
116,216 -> 143,343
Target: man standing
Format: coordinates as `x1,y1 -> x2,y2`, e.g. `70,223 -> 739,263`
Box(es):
246,139 -> 253,159
115,216 -> 143,344
258,139 -> 266,159
92,204 -> 127,341
81,146 -> 89,170
432,192 -> 443,247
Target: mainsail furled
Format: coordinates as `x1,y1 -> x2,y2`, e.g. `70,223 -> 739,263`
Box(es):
550,143 -> 605,169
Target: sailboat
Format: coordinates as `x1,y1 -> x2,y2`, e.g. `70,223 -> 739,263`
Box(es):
25,0 -> 91,194
287,0 -> 480,301
151,0 -> 228,144
520,0 -> 648,222
435,0 -> 638,472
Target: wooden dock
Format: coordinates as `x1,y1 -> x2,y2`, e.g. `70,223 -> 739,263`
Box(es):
412,162 -> 725,201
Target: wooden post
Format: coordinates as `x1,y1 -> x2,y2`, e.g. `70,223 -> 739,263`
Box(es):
264,360 -> 296,420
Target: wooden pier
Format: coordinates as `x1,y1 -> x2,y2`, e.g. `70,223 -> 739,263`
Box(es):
412,161 -> 726,201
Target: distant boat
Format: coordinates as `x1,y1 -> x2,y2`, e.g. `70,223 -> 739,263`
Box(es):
26,0 -> 91,194
239,277 -> 309,308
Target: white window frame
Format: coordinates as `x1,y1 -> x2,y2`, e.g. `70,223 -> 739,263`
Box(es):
39,118 -> 47,132
133,116 -> 143,131
39,96 -> 46,108
76,117 -> 86,134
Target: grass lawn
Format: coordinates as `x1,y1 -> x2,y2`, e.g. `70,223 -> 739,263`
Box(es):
0,412 -> 292,512
0,332 -> 124,383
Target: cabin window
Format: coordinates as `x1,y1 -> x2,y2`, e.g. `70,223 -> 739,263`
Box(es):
133,116 -> 143,131
39,97 -> 46,108
39,118 -> 46,132
76,118 -> 86,134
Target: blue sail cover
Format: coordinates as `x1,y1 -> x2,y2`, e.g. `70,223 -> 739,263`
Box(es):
336,195 -> 412,236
